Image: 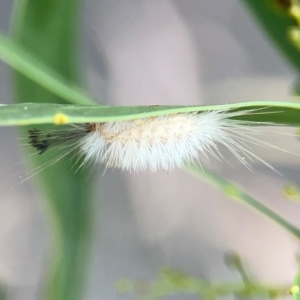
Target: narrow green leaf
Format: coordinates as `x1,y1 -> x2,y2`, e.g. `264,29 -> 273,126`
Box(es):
0,101 -> 300,126
185,163 -> 300,240
11,0 -> 94,299
0,32 -> 95,105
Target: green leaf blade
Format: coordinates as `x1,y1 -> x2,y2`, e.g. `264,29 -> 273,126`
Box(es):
10,0 -> 94,299
1,101 -> 300,126
0,33 -> 95,105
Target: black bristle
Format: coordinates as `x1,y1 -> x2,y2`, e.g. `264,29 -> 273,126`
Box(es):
28,125 -> 89,156
28,128 -> 50,155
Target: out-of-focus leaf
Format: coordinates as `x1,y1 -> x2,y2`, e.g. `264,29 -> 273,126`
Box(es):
0,101 -> 300,126
291,272 -> 300,300
0,33 -> 95,105
11,0 -> 93,300
241,0 -> 300,74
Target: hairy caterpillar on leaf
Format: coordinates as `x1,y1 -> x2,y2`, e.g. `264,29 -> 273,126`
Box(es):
27,108 -> 295,173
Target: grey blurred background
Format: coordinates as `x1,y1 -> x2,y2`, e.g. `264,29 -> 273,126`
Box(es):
1,0 -> 300,299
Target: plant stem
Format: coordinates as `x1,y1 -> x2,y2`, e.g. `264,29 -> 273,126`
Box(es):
185,163 -> 300,240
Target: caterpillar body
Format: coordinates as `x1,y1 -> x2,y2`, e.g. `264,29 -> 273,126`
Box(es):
27,109 -> 292,172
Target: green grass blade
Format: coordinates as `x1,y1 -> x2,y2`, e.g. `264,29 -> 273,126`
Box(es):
185,163 -> 300,240
0,33 -> 95,105
0,101 -> 300,126
10,0 -> 94,299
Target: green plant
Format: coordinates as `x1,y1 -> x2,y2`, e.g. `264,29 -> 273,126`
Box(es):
1,0 -> 300,299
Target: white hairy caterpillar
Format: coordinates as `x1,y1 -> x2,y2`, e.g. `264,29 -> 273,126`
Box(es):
26,108 -> 294,173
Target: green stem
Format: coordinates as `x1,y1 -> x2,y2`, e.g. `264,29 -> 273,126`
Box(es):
139,268 -> 289,300
185,164 -> 300,240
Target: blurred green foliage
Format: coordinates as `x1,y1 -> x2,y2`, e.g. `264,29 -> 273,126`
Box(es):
10,0 -> 94,299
